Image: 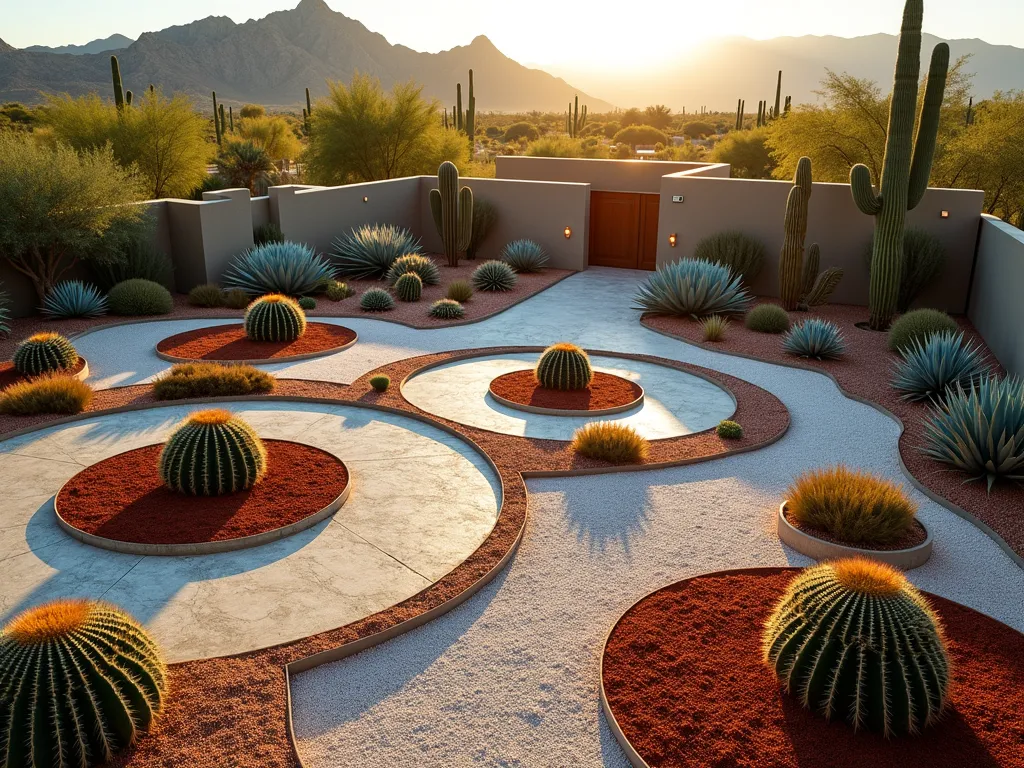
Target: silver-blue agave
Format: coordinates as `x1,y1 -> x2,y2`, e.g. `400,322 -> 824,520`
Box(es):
632,258 -> 751,317
891,330 -> 987,401
782,318 -> 846,360
500,239 -> 549,273
222,242 -> 335,296
41,280 -> 108,319
333,224 -> 423,280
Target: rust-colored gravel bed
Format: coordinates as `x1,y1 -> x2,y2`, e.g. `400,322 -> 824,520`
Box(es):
782,506 -> 929,551
642,304 -> 1024,559
56,441 -> 348,545
602,568 -> 1024,768
488,370 -> 643,412
156,323 -> 356,362
0,357 -> 87,390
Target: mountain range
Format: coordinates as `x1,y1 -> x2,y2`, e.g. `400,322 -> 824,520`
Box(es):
25,34 -> 134,56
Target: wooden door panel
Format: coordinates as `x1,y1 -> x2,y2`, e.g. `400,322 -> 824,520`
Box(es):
588,191 -> 640,269
638,194 -> 660,271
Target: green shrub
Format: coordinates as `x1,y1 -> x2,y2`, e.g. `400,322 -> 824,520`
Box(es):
13,332 -> 79,376
891,331 -> 987,401
446,280 -> 473,302
700,314 -> 729,342
692,231 -> 765,284
222,289 -> 252,310
394,272 -> 422,302
782,319 -> 846,360
0,600 -> 167,766
866,227 -> 946,312
571,422 -> 649,463
386,254 -> 440,285
536,343 -> 593,390
887,308 -> 958,352
472,261 -> 517,292
612,125 -> 670,147
325,281 -> 350,302
244,294 -> 306,342
501,240 -> 549,273
764,559 -> 949,736
745,304 -> 790,333
254,221 -> 284,246
41,280 -> 107,319
189,283 -> 225,307
107,279 -> 173,316
298,296 -> 317,310
159,409 -> 267,496
429,299 -> 465,319
503,122 -> 539,142
0,373 -> 93,415
682,121 -> 716,138
91,238 -> 174,291
360,287 -> 395,312
333,223 -> 423,280
716,420 -> 743,439
633,258 -> 751,317
222,242 -> 335,296
369,375 -> 390,392
152,362 -> 274,400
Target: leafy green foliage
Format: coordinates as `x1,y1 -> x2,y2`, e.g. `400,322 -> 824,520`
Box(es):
446,280 -> 473,302
0,373 -> 93,415
716,420 -> 743,439
369,375 -> 391,392
214,140 -> 276,195
188,283 -> 225,308
632,258 -> 752,317
429,298 -> 465,319
223,242 -> 335,296
13,332 -> 79,376
612,125 -> 669,147
571,422 -> 650,464
42,281 -> 108,319
535,343 -> 593,391
692,231 -> 765,284
107,279 -> 173,316
472,260 -> 518,292
782,318 -> 846,359
745,304 -> 791,333
159,410 -> 267,496
700,314 -> 729,342
891,330 -> 987,401
152,363 -> 274,400
386,254 -> 440,285
244,294 -> 306,342
681,121 -> 715,138
887,308 -> 958,352
501,240 -> 549,273
502,122 -> 539,142
709,128 -> 777,179
360,287 -> 395,312
333,224 -> 423,280
394,272 -> 423,302
90,238 -> 173,292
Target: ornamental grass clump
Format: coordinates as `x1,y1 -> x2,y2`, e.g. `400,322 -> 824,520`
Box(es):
41,280 -> 107,319
472,260 -> 518,292
369,375 -> 390,392
0,374 -> 93,415
501,239 -> 549,273
446,280 -> 473,302
571,422 -> 650,464
429,299 -> 465,319
0,600 -> 167,768
244,294 -> 306,342
152,363 -> 274,400
535,343 -> 593,391
386,254 -> 440,286
222,241 -> 335,296
763,559 -> 949,736
360,287 -> 395,312
782,319 -> 846,360
700,314 -> 729,342
887,308 -> 958,352
394,272 -> 423,302
13,332 -> 79,376
632,258 -> 751,317
785,465 -> 918,545
189,283 -> 225,307
333,224 -> 423,280
693,230 -> 765,284
920,374 -> 1024,490
745,304 -> 790,334
891,330 -> 986,401
223,289 -> 252,309
107,278 -> 173,316
159,409 -> 267,496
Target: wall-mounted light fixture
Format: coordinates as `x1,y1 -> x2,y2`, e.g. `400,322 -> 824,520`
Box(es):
363,196 -> 369,203
564,226 -> 572,239
940,210 -> 949,218
668,233 -> 678,247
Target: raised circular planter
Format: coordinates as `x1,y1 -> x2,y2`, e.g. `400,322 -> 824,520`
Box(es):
54,440 -> 351,556
487,369 -> 644,416
777,501 -> 933,569
0,357 -> 89,389
155,322 -> 357,364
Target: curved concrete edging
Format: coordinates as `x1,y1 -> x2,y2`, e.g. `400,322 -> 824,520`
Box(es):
777,502 -> 933,570
53,450 -> 353,557
154,323 -> 359,365
487,380 -> 645,417
640,317 -> 1024,570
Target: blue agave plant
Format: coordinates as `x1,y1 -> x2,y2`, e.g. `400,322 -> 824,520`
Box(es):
333,224 -> 423,280
500,239 -> 549,273
41,281 -> 108,319
632,258 -> 751,317
782,318 -> 846,360
221,242 -> 335,296
920,375 -> 1024,491
891,331 -> 987,401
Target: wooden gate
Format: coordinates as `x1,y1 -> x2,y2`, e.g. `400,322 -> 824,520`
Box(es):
588,191 -> 660,270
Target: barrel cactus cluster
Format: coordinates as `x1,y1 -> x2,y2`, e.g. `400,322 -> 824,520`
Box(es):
13,332 -> 79,376
386,254 -> 440,286
0,600 -> 167,767
394,272 -> 423,303
158,409 -> 268,496
763,559 -> 950,736
535,343 -> 594,391
244,294 -> 307,342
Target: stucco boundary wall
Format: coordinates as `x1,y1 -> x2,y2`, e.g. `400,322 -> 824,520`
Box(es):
494,156 -> 725,194
657,172 -> 985,312
968,215 -> 1024,376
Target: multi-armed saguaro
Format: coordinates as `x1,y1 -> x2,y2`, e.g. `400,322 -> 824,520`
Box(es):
850,0 -> 949,330
430,161 -> 474,267
567,94 -> 587,138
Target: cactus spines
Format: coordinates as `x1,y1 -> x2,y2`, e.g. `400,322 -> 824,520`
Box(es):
394,272 -> 423,302
429,161 -> 474,267
851,0 -> 949,330
244,294 -> 307,342
13,332 -> 79,376
535,343 -> 594,391
763,559 -> 950,736
212,91 -> 222,145
111,55 -> 125,111
159,409 -> 267,496
0,600 -> 167,768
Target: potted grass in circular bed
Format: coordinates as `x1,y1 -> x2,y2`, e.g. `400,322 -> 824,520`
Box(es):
777,465 -> 932,569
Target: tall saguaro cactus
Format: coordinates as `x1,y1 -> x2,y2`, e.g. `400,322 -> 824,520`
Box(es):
212,91 -> 222,146
456,83 -> 464,131
466,69 -> 476,144
774,71 -> 782,121
851,0 -> 949,330
567,94 -> 588,138
111,55 -> 125,111
430,161 -> 474,267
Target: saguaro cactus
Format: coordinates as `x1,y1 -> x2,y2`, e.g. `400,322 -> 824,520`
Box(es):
774,70 -> 782,121
430,161 -> 474,267
466,69 -> 476,144
219,104 -> 227,140
456,83 -> 464,131
784,95 -> 792,115
212,91 -> 222,145
851,0 -> 949,330
111,55 -> 125,111
567,94 -> 588,138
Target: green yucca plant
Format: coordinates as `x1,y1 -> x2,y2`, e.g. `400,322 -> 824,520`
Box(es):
12,332 -> 79,376
891,330 -> 987,401
394,272 -> 423,302
782,318 -> 846,360
472,260 -> 518,292
244,294 -> 307,342
360,287 -> 395,312
159,409 -> 267,496
763,559 -> 950,736
386,254 -> 440,286
500,239 -> 549,273
920,375 -> 1024,490
0,600 -> 167,767
429,298 -> 465,319
222,242 -> 335,296
333,224 -> 423,280
700,314 -> 729,342
535,343 -> 593,391
41,280 -> 108,319
633,258 -> 751,317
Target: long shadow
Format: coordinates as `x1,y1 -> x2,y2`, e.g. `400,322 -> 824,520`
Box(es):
555,473 -> 654,557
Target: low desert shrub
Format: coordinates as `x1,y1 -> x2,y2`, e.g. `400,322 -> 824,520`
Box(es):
501,240 -> 549,273
429,299 -> 465,319
716,420 -> 743,439
152,362 -> 274,400
360,287 -> 395,312
107,279 -> 173,316
745,304 -> 790,334
782,319 -> 846,360
298,296 -> 317,310
632,258 -> 751,317
394,272 -> 423,302
222,289 -> 252,309
0,374 -> 93,415
324,281 -> 351,302
472,261 -> 518,292
222,241 -> 335,296
254,221 -> 284,246
41,281 -> 107,319
503,122 -> 539,142
189,283 -> 225,307
891,331 -> 986,401
446,280 -> 473,302
693,231 -> 765,284
333,224 -> 422,280
91,238 -> 174,291
369,375 -> 390,392
700,314 -> 729,342
386,254 -> 440,286
887,308 -> 958,352
571,422 -> 650,464
13,332 -> 78,375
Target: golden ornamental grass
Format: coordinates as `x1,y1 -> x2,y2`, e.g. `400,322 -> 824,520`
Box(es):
0,374 -> 93,416
700,314 -> 730,342
571,422 -> 649,464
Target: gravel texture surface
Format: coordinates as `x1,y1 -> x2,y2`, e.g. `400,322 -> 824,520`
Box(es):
155,322 -> 357,362
488,370 -> 643,411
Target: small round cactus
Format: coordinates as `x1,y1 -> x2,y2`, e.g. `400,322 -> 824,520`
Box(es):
360,287 -> 395,312
386,254 -> 440,285
298,296 -> 317,310
535,343 -> 594,391
429,299 -> 465,320
12,332 -> 79,376
763,559 -> 950,737
0,600 -> 167,767
471,260 -> 518,292
244,294 -> 306,342
158,409 -> 268,496
716,420 -> 743,439
369,375 -> 390,392
394,272 -> 423,302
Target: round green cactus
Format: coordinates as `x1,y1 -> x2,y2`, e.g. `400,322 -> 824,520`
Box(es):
244,294 -> 307,342
360,287 -> 395,312
159,409 -> 268,496
763,559 -> 950,736
0,600 -> 167,767
429,299 -> 465,320
386,254 -> 440,286
12,332 -> 79,376
298,296 -> 317,310
471,260 -> 517,292
535,343 -> 594,391
394,272 -> 423,302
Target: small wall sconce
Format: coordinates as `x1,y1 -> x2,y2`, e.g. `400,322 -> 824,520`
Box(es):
363,196 -> 369,203
940,210 -> 949,218
564,226 -> 572,239
668,233 -> 678,247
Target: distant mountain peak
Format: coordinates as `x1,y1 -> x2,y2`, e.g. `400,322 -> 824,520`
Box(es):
0,38 -> 13,54
296,0 -> 333,12
24,34 -> 134,56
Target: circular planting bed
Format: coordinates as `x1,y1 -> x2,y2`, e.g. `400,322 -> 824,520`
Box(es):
601,567 -> 1024,768
778,502 -> 933,569
0,357 -> 89,389
155,322 -> 357,363
488,369 -> 644,415
55,440 -> 350,555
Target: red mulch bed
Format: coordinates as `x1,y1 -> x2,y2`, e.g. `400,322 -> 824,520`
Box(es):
489,370 -> 643,412
0,357 -> 87,390
642,304 -> 1024,560
782,506 -> 929,551
56,441 -> 348,545
602,568 -> 1024,768
156,323 -> 356,362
